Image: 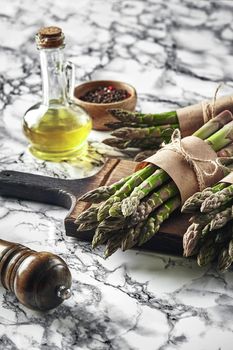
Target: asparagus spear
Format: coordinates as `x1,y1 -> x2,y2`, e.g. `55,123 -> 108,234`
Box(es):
195,223 -> 233,266
109,109 -> 178,126
92,217 -> 125,248
97,164 -> 156,222
209,205 -> 233,231
183,208 -> 225,257
217,247 -> 233,272
193,110 -> 233,140
103,137 -> 164,149
121,222 -> 144,251
78,174 -> 132,203
129,182 -> 179,226
77,221 -> 98,232
103,196 -> 181,252
106,109 -> 233,152
104,231 -> 126,258
196,223 -> 233,268
215,224 -> 233,244
181,183 -> 227,213
228,238 -> 233,259
105,121 -> 149,129
75,206 -> 98,223
121,169 -> 170,217
197,236 -> 218,267
138,196 -> 181,246
205,120 -> 233,151
111,124 -> 179,140
134,149 -> 159,162
95,194 -> 181,251
201,184 -> 233,213
110,177 -> 177,219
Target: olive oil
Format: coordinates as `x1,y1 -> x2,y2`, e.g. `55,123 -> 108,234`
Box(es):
23,102 -> 92,161
23,26 -> 92,162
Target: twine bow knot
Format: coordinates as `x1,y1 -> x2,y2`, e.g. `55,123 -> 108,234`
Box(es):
158,129 -> 220,191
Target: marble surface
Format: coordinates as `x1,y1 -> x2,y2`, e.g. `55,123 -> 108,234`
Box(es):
1,0 -> 233,349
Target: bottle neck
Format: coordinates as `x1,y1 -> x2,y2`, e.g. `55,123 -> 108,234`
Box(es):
40,47 -> 67,105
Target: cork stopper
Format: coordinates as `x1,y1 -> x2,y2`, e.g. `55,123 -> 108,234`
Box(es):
36,26 -> 65,49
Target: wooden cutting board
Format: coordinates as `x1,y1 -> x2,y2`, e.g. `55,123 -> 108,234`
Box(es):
0,159 -> 191,255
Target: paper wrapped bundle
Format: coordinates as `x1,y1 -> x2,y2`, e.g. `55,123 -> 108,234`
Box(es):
104,94 -> 233,160
76,111 -> 233,258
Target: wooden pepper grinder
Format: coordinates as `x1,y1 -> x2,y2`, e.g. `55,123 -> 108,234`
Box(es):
0,239 -> 72,311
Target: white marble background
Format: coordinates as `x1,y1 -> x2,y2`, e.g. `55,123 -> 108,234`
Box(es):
1,0 -> 233,349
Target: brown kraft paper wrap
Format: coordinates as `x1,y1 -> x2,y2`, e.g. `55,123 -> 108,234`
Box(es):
177,94 -> 233,137
220,172 -> 233,185
136,136 -> 224,204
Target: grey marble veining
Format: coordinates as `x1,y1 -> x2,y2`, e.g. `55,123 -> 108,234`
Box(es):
1,0 -> 233,349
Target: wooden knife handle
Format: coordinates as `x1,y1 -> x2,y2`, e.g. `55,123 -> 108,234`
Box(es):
0,239 -> 72,311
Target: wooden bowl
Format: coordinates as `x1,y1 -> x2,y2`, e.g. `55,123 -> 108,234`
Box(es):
73,80 -> 137,131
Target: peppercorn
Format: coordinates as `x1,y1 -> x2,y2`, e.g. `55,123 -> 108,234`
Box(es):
80,86 -> 131,104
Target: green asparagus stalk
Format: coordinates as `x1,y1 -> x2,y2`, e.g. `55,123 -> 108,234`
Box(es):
109,109 -> 178,126
209,205 -> 233,231
205,120 -> 233,151
197,236 -> 218,267
103,137 -> 164,150
78,174 -> 132,203
183,208 -> 225,257
106,108 -> 233,153
97,164 -> 156,222
196,223 -> 232,268
215,224 -> 233,244
196,223 -> 233,266
77,221 -> 98,232
75,206 -> 98,223
105,122 -> 149,129
193,110 -> 233,140
92,217 -> 125,248
134,149 -> 159,162
121,169 -> 170,217
129,182 -> 179,226
138,196 -> 181,246
111,124 -> 179,140
201,184 -> 233,213
105,196 -> 181,251
109,174 -> 176,219
217,247 -> 233,272
104,231 -> 126,258
121,222 -> 144,251
183,222 -> 203,257
228,238 -> 233,259
181,183 -> 227,213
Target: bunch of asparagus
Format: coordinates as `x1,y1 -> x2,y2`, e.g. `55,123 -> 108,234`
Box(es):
76,114 -> 233,258
103,109 -> 179,160
182,176 -> 233,272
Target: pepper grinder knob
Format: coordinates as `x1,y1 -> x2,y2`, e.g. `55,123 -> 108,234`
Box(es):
0,239 -> 72,311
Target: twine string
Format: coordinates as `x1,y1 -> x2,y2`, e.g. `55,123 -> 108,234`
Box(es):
158,129 -> 220,191
211,83 -> 223,120
202,83 -> 223,123
216,157 -> 233,174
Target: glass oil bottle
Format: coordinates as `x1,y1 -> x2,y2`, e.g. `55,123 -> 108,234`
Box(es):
23,26 -> 92,161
